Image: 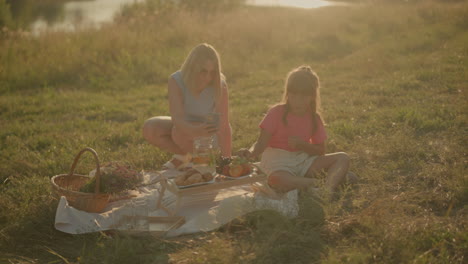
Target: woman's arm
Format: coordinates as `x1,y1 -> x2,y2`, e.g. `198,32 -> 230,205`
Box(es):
216,82 -> 232,157
168,77 -> 217,137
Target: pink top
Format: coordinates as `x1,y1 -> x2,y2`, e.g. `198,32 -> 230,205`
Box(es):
259,104 -> 327,152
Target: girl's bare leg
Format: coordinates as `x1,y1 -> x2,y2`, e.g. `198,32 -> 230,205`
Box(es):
268,170 -> 319,193
305,152 -> 350,192
142,116 -> 185,155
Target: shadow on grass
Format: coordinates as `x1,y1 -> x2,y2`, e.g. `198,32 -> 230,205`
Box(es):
218,195 -> 326,264
0,192 -> 179,264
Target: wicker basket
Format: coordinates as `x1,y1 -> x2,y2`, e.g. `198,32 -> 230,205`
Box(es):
51,147 -> 110,213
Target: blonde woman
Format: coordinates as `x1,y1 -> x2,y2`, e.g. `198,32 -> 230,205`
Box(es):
143,43 -> 232,169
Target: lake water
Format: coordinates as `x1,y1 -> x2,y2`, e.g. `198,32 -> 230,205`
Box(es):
7,0 -> 346,35
29,0 -> 146,35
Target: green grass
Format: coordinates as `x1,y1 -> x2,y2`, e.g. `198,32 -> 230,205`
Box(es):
1,0 -> 467,263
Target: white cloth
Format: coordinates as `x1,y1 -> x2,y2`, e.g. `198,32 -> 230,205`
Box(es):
54,170 -> 299,237
260,147 -> 317,177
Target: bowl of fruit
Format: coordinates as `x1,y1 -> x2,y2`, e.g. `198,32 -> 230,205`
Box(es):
216,156 -> 255,179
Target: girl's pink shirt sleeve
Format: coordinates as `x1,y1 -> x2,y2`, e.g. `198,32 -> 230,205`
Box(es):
259,106 -> 281,135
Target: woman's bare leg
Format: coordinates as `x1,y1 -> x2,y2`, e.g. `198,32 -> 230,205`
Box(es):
268,170 -> 319,193
305,152 -> 350,192
142,116 -> 185,155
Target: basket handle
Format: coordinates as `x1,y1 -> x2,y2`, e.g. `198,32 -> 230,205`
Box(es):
68,147 -> 101,194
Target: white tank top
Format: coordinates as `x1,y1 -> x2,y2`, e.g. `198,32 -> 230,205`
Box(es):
171,71 -> 215,123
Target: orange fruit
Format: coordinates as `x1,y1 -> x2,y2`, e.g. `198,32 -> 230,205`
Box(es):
229,164 -> 244,177
242,164 -> 251,175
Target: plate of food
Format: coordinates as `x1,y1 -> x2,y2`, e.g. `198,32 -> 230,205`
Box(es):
173,168 -> 216,189
216,156 -> 256,180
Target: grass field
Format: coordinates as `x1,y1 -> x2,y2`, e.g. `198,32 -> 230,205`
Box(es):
1,0 -> 467,263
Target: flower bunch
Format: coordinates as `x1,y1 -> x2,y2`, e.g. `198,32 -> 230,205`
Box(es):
80,162 -> 141,194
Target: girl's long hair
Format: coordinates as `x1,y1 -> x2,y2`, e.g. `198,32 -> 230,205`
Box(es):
180,43 -> 223,104
280,65 -> 323,134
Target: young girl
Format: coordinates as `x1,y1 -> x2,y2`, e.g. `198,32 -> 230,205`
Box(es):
143,43 -> 232,169
239,66 -> 355,197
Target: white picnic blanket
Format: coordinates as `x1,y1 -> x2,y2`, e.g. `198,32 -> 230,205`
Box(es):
54,170 -> 299,237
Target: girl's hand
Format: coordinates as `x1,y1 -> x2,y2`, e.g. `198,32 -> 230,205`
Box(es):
288,136 -> 304,150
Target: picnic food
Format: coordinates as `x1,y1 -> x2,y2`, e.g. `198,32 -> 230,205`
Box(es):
229,164 -> 244,178
216,156 -> 252,178
175,168 -> 214,186
192,156 -> 211,165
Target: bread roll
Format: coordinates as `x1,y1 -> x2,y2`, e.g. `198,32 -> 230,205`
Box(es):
175,174 -> 187,185
185,169 -> 198,177
202,173 -> 213,181
186,173 -> 202,184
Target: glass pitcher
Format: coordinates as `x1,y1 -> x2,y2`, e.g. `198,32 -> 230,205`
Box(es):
191,113 -> 220,172
192,136 -> 215,167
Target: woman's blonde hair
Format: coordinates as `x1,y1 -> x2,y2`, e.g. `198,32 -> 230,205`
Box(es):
180,43 -> 223,102
281,65 -> 323,133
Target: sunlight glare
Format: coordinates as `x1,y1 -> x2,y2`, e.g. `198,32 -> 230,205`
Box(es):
247,0 -> 338,9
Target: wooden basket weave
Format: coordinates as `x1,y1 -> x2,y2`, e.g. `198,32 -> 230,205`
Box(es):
51,147 -> 110,213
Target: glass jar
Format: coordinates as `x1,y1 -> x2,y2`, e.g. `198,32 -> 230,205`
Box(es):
192,136 -> 214,166
191,113 -> 220,172
131,198 -> 149,231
